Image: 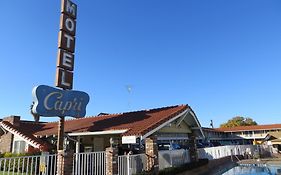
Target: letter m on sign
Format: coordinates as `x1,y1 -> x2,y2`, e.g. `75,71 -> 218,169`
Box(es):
61,0 -> 77,19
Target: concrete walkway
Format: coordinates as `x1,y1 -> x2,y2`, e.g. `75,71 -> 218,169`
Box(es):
177,157 -> 237,175
178,157 -> 281,175
238,158 -> 281,166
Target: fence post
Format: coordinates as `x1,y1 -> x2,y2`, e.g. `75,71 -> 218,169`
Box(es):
39,152 -> 49,174
106,138 -> 119,175
57,150 -> 74,175
145,136 -> 159,174
127,153 -> 131,175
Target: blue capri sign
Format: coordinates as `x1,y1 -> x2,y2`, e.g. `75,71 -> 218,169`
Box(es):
32,85 -> 89,118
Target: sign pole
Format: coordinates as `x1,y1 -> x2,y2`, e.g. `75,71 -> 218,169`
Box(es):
57,116 -> 65,150
56,0 -> 77,174
57,116 -> 65,175
55,0 -> 77,153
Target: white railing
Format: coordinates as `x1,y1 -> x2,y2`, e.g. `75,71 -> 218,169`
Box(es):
118,153 -> 147,175
0,153 -> 57,175
118,155 -> 128,175
158,149 -> 190,170
73,151 -> 106,175
0,145 -> 264,175
198,145 -> 257,160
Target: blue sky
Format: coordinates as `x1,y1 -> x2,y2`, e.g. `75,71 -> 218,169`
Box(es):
1,0 -> 281,127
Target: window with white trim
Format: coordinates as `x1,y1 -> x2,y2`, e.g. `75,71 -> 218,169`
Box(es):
13,140 -> 26,153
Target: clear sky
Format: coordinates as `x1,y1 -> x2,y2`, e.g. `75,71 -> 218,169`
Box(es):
1,0 -> 281,127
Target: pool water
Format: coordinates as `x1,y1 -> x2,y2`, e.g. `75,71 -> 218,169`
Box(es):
222,165 -> 281,175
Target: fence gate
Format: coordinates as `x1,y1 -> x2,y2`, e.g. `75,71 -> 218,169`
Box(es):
73,151 -> 106,175
118,154 -> 147,175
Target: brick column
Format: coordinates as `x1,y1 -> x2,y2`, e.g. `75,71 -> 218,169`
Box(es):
0,116 -> 20,153
188,134 -> 198,162
56,150 -> 74,175
106,138 -> 119,175
145,137 -> 159,174
106,147 -> 118,175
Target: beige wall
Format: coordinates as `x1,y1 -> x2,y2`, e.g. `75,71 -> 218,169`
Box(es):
158,121 -> 191,134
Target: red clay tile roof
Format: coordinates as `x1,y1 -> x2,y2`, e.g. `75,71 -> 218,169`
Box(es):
214,124 -> 281,132
0,121 -> 50,151
22,104 -> 189,137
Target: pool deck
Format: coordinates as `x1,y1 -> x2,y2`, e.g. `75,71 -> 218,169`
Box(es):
177,157 -> 281,175
177,156 -> 238,175
238,158 -> 281,166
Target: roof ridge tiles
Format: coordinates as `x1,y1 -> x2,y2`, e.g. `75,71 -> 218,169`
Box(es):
10,104 -> 191,140
134,105 -> 188,136
46,104 -> 187,124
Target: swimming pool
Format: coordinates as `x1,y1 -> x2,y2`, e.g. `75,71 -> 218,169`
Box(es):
222,165 -> 281,175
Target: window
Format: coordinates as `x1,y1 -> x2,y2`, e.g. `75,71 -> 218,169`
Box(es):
13,141 -> 26,153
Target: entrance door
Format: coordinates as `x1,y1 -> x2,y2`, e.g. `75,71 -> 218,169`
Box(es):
93,138 -> 104,151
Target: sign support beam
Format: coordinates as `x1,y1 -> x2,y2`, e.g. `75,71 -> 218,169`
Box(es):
57,116 -> 65,150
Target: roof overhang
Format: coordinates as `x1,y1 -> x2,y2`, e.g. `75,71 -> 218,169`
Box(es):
187,110 -> 205,138
68,129 -> 128,136
0,121 -> 45,150
220,128 -> 281,133
140,108 -> 204,140
271,138 -> 281,144
264,131 -> 281,141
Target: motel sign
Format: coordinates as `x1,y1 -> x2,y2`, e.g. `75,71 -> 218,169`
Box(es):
32,85 -> 89,118
56,0 -> 77,90
32,0 -> 89,119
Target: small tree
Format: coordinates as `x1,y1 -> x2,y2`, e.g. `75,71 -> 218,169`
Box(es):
220,116 -> 257,128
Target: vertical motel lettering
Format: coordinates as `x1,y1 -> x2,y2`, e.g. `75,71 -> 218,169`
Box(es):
56,0 -> 77,90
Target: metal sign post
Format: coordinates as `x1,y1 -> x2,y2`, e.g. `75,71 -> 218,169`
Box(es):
56,0 -> 77,149
57,116 -> 65,150
56,0 -> 77,174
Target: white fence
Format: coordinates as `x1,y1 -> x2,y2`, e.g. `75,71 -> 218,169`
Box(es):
158,149 -> 190,170
157,145 -> 259,171
0,153 -> 57,175
0,145 -> 263,175
73,151 -> 106,175
118,154 -> 147,175
0,151 -> 106,175
198,145 -> 256,160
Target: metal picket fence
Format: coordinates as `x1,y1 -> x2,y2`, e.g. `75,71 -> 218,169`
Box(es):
0,151 -> 106,175
73,151 -> 106,175
118,154 -> 147,175
0,145 -> 265,175
0,153 -> 57,175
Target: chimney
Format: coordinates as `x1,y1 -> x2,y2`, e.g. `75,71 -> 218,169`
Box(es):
3,116 -> 21,127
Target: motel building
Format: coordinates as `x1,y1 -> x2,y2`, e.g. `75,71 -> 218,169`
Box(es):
0,104 -> 204,154
1,103 -> 281,155
202,124 -> 281,145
